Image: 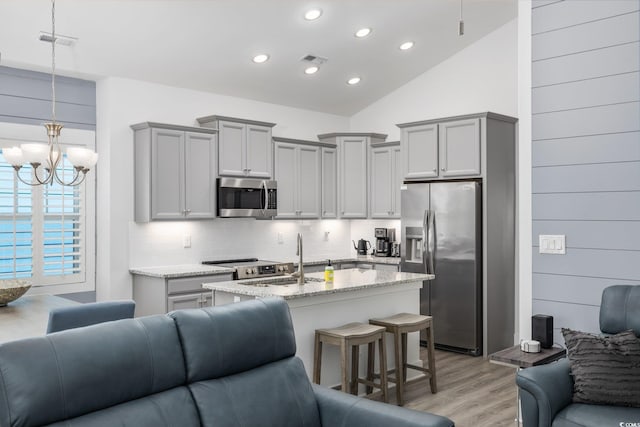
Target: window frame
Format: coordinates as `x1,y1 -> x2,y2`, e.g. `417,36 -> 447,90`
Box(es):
0,122 -> 96,295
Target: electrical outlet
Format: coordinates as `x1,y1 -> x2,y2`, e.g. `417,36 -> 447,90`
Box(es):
183,235 -> 191,248
277,232 -> 284,244
539,235 -> 565,254
324,231 -> 330,241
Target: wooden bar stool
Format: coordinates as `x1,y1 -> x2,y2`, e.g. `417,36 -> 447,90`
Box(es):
313,322 -> 388,402
369,313 -> 437,406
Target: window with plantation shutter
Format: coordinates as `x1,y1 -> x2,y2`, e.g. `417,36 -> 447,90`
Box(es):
0,123 -> 95,293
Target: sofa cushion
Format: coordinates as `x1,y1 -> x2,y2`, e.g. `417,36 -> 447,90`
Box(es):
562,328 -> 640,407
0,315 -> 186,427
600,285 -> 640,336
45,387 -> 200,427
552,403 -> 640,427
170,298 -> 296,382
189,357 -> 321,427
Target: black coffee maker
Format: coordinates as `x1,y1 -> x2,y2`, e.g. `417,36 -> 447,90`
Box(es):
374,228 -> 396,257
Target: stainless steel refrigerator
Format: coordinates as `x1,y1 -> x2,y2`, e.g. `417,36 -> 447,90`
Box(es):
400,180 -> 482,356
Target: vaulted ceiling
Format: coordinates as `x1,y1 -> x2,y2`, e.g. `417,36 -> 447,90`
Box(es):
0,0 -> 517,115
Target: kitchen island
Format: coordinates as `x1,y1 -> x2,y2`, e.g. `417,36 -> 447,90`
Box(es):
203,268 -> 433,389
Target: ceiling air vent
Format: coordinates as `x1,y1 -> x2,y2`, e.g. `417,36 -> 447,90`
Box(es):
301,54 -> 328,65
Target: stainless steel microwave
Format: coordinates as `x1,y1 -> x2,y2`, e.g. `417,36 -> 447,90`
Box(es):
217,178 -> 277,218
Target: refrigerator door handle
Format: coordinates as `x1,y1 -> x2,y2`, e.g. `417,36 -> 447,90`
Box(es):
428,209 -> 435,274
422,209 -> 429,274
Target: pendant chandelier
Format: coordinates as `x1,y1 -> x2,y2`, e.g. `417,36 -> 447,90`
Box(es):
3,0 -> 97,186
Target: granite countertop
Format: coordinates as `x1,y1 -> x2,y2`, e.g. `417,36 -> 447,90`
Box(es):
130,255 -> 400,279
290,255 -> 401,267
202,268 -> 432,300
129,264 -> 235,278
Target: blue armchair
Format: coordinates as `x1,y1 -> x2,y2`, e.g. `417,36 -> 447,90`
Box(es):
46,299 -> 136,333
516,285 -> 640,427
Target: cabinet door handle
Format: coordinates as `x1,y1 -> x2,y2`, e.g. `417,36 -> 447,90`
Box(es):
186,209 -> 191,214
322,210 -> 326,215
432,168 -> 437,173
441,167 -> 446,171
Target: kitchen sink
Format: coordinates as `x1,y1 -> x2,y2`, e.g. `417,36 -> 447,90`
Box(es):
237,276 -> 323,287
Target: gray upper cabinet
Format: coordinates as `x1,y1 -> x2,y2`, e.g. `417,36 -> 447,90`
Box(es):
402,124 -> 438,180
399,117 -> 481,180
132,122 -> 217,222
273,138 -> 321,219
439,118 -> 481,177
197,115 -> 276,178
321,147 -> 337,218
339,136 -> 367,218
370,142 -> 402,219
318,133 -> 387,219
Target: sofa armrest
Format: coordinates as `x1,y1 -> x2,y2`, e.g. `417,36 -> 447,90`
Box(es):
516,358 -> 573,427
312,384 -> 454,427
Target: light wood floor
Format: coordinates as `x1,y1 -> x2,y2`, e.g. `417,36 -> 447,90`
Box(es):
373,348 -> 518,427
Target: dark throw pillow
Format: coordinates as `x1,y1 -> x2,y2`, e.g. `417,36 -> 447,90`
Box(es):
562,328 -> 640,407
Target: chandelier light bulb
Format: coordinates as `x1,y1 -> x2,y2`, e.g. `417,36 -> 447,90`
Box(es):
20,143 -> 49,165
2,147 -> 25,166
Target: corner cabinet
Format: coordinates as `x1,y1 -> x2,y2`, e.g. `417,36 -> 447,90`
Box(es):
398,116 -> 481,181
132,122 -> 217,222
318,133 -> 387,219
370,141 -> 402,219
273,137 -> 321,219
197,115 -> 275,178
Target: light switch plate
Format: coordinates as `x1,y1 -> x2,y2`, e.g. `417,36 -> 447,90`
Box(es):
539,234 -> 565,254
183,234 -> 191,248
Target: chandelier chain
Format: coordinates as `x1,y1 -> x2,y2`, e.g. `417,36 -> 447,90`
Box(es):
51,0 -> 56,123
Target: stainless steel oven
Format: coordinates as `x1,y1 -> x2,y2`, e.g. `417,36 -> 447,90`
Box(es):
217,178 -> 277,218
201,258 -> 294,280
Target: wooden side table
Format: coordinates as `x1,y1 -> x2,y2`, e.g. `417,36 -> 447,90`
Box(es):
489,345 -> 566,426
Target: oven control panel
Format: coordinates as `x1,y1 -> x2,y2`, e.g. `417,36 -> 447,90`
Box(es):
235,262 -> 294,280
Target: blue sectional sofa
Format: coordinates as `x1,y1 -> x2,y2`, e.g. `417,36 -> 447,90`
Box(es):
0,297 -> 454,427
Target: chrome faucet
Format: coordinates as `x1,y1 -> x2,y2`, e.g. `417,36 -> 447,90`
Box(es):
296,232 -> 304,285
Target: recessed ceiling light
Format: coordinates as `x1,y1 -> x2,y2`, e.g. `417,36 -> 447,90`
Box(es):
347,77 -> 361,85
305,66 -> 319,75
252,54 -> 269,63
304,9 -> 322,21
399,41 -> 415,51
355,28 -> 371,38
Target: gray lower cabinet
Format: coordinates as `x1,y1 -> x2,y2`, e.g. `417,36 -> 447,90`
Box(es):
369,142 -> 402,219
399,116 -> 481,180
273,138 -> 321,219
132,272 -> 234,316
321,147 -> 337,218
197,115 -> 276,178
132,122 -> 217,222
318,133 -> 387,219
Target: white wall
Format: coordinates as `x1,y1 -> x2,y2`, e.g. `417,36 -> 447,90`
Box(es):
349,19 -> 518,140
96,77 -> 349,300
